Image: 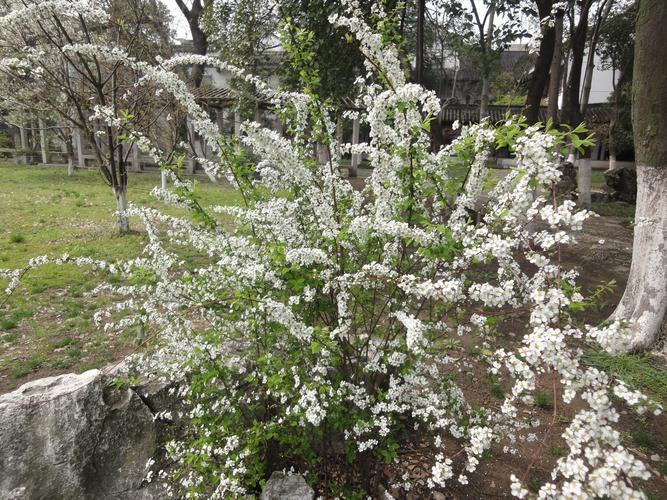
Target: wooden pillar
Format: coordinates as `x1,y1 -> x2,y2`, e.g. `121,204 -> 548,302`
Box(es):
161,170 -> 168,190
38,119 -> 49,164
234,110 -> 241,138
216,107 -> 225,135
19,126 -> 28,164
131,142 -> 142,171
350,117 -> 360,178
75,128 -> 85,168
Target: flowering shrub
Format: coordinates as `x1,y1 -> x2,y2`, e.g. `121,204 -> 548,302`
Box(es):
1,1 -> 662,498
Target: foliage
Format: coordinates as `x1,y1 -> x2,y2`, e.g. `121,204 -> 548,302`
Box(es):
0,1 -> 662,499
202,0 -> 278,119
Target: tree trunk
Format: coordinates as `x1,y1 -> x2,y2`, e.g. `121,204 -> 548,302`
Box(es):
65,134 -> 75,176
415,0 -> 425,84
175,0 -> 209,88
581,0 -> 613,116
612,0 -> 667,351
480,6 -> 495,119
112,185 -> 130,234
547,11 -> 564,123
561,0 -> 593,126
524,0 -> 555,124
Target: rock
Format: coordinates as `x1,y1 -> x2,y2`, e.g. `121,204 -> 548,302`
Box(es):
604,167 -> 637,203
0,369 -> 160,499
261,471 -> 314,500
555,161 -> 577,197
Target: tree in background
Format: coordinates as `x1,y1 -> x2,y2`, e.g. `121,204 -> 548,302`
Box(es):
174,0 -> 212,87
612,0 -> 667,351
523,0 -> 555,124
446,0 -> 527,118
596,0 -> 635,170
0,0 -> 175,232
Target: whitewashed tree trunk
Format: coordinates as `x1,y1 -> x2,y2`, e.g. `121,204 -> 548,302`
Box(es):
38,119 -> 48,164
607,154 -> 617,172
113,185 -> 130,234
612,0 -> 667,351
577,155 -> 592,209
612,166 -> 667,350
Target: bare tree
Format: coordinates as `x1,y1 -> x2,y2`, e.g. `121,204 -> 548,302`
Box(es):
173,0 -> 212,88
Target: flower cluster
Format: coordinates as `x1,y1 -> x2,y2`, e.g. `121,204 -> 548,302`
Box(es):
0,1 -> 660,499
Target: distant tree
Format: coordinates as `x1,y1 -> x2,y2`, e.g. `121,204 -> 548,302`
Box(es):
611,0 -> 667,351
173,0 -> 213,88
523,0 -> 555,124
447,0 -> 527,118
0,0 -> 175,233
203,0 -> 278,119
560,0 -> 595,127
278,0 -> 366,105
596,0 -> 636,169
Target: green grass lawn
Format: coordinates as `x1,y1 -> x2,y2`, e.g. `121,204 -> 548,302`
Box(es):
0,163 -> 243,391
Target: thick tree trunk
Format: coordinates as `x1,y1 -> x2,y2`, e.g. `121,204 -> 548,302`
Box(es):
612,0 -> 667,351
613,167 -> 667,350
524,0 -> 555,124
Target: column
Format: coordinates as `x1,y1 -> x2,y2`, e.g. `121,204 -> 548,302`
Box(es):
350,117 -> 360,178
131,142 -> 141,171
75,128 -> 85,168
38,119 -> 49,164
19,126 -> 28,164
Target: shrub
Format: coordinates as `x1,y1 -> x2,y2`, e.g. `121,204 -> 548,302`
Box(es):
1,1 -> 661,498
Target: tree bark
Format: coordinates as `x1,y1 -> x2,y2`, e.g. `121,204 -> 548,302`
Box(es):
479,5 -> 495,119
416,0 -> 425,85
524,0 -> 555,124
612,0 -> 667,351
547,10 -> 564,123
174,0 -> 209,88
580,0 -> 613,116
112,184 -> 130,234
561,0 -> 593,126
